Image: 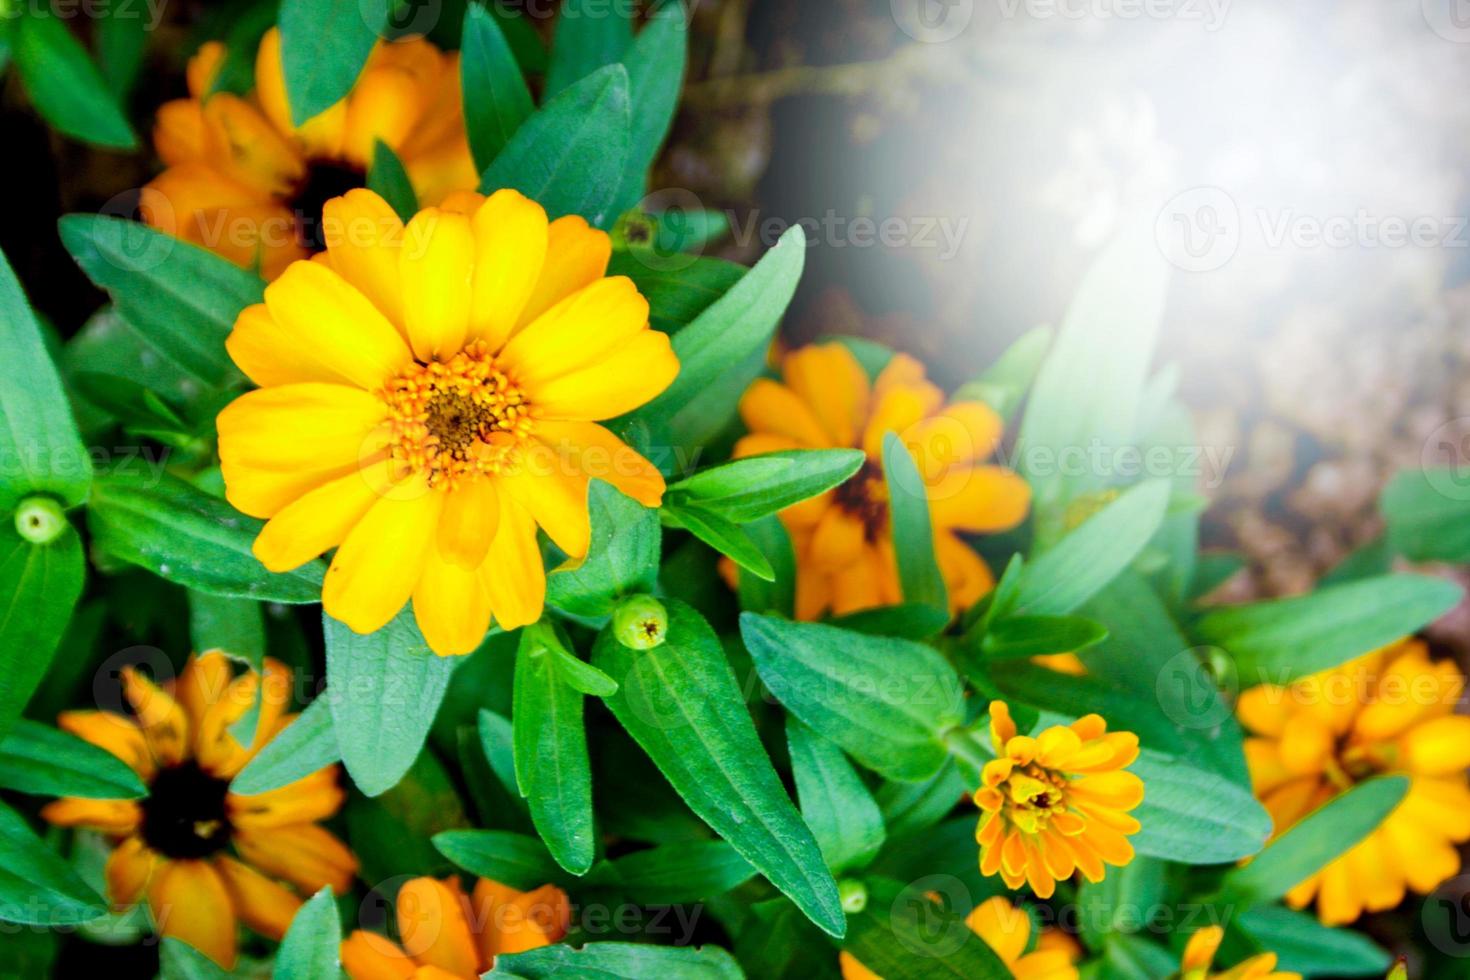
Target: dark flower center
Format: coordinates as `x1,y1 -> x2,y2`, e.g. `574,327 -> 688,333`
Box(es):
289,158 -> 366,253
834,460 -> 889,540
140,761 -> 233,859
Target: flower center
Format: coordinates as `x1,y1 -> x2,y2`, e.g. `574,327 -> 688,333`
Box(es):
289,157 -> 366,253
834,460 -> 889,540
385,341 -> 535,489
140,761 -> 233,859
999,764 -> 1071,833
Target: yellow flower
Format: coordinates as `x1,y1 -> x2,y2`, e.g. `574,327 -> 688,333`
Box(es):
838,896 -> 1080,979
1180,925 -> 1301,980
340,875 -> 570,979
41,653 -> 355,968
142,28 -> 476,280
732,342 -> 1030,619
1237,638 -> 1470,925
974,702 -> 1144,898
217,188 -> 677,655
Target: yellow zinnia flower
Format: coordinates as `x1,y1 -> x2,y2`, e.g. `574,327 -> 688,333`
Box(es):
1237,638 -> 1470,925
732,342 -> 1030,619
1180,925 -> 1301,980
142,28 -> 476,279
975,702 -> 1144,898
838,896 -> 1080,979
41,653 -> 356,968
216,188 -> 677,655
340,875 -> 570,978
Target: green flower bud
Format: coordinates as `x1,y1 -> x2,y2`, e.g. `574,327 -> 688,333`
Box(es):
838,879 -> 868,914
14,497 -> 66,545
613,595 -> 668,650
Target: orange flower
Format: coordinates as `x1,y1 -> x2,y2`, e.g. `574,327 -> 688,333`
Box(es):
143,28 -> 476,279
839,896 -> 1080,979
41,653 -> 356,968
341,876 -> 570,979
974,702 -> 1144,898
1181,925 -> 1300,980
732,342 -> 1030,619
1237,638 -> 1470,924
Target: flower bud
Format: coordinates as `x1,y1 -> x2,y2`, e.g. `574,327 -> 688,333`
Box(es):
14,497 -> 66,545
838,879 -> 868,913
613,595 -> 668,650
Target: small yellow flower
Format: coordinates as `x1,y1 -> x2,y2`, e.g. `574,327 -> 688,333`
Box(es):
143,28 -> 476,279
41,653 -> 356,968
1237,638 -> 1470,925
340,875 -> 570,979
217,188 -> 677,655
974,702 -> 1144,898
732,342 -> 1030,619
839,896 -> 1080,979
1181,925 -> 1301,980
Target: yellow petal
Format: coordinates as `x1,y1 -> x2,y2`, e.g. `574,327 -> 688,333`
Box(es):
253,467 -> 390,572
228,769 -> 346,829
342,930 -> 416,980
322,189 -> 407,330
965,897 -> 1030,964
527,330 -> 678,421
218,382 -> 390,518
781,342 -> 870,447
59,711 -> 154,781
187,41 -> 227,98
1182,925 -> 1223,971
1400,715 -> 1470,776
256,27 -> 345,157
469,189 -> 549,350
200,92 -> 304,196
323,475 -> 445,635
121,667 -> 189,766
40,798 -> 141,835
532,419 -> 667,508
148,859 -> 238,968
397,877 -> 481,978
401,208 -> 475,361
341,64 -> 423,167
247,262 -> 413,389
862,385 -> 931,459
517,215 -> 612,327
472,878 -> 570,959
934,528 -> 993,614
926,465 -> 1031,533
483,495 -> 546,630
233,824 -> 357,895
438,479 -> 500,569
500,277 -> 650,389
105,837 -> 158,907
215,856 -> 301,940
738,379 -> 831,448
413,547 -> 494,656
498,454 -> 590,559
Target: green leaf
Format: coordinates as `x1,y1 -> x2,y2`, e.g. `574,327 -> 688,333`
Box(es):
1129,748 -> 1271,863
231,698 -> 341,795
596,840 -> 755,905
786,718 -> 885,875
488,942 -> 744,980
0,799 -> 106,925
829,603 -> 950,640
14,11 -> 136,149
665,502 -> 774,581
981,614 -> 1107,659
88,470 -> 326,603
0,245 -> 92,510
630,226 -> 806,438
1215,776 -> 1408,906
1235,905 -> 1391,977
274,887 -> 342,979
368,139 -> 418,223
1011,480 -> 1171,616
1102,934 -> 1178,980
477,708 -> 530,823
432,829 -> 569,890
0,522 -> 85,741
1194,574 -> 1463,686
667,449 -> 865,523
734,515 -> 795,616
547,480 -> 660,619
605,252 -> 746,336
953,325 -> 1052,423
324,608 -> 457,796
592,599 -> 844,937
158,938 -> 229,980
884,433 -> 946,613
612,0 -> 689,212
1075,856 -> 1167,949
278,0 -> 385,125
1382,468 -> 1470,562
59,214 -> 262,388
479,63 -> 631,227
842,877 -> 1010,979
513,626 -> 595,874
96,3 -> 149,95
1017,227 -> 1170,522
345,748 -> 468,882
740,614 -> 965,782
0,720 -> 147,799
548,642 -> 619,698
544,0 -> 633,97
461,1 -> 534,172
187,591 -> 265,669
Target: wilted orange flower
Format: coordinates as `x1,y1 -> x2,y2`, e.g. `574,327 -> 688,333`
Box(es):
975,702 -> 1144,898
217,188 -> 676,655
1237,638 -> 1470,925
340,875 -> 570,978
41,653 -> 355,967
732,342 -> 1030,619
1181,925 -> 1300,980
143,28 -> 476,279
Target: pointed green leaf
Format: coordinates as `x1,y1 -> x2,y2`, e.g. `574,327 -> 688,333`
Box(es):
275,887 -> 342,979
462,1 -> 534,172
232,698 -> 341,795
665,502 -> 773,581
612,0 -> 689,211
786,718 -> 885,875
596,840 -> 755,905
0,799 -> 106,926
368,139 -> 418,223
842,877 -> 1010,979
884,433 -> 946,613
544,0 -> 633,97
0,522 -> 84,741
546,480 -> 660,619
279,0 -> 386,125
14,10 -> 137,149
0,720 -> 147,800
488,942 -> 743,979
667,448 -> 865,523
432,829 -> 570,890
